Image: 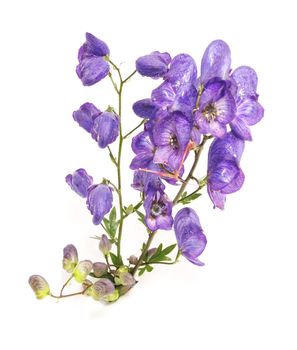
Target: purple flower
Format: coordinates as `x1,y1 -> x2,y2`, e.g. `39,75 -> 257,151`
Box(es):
200,40 -> 231,83
207,132 -> 245,209
131,167 -> 165,193
132,99 -> 159,119
66,168 -> 93,198
194,78 -> 236,138
153,112 -> 192,172
130,131 -> 155,170
76,33 -> 110,86
73,102 -> 101,133
136,51 -> 171,78
151,54 -> 198,116
174,207 -> 207,266
87,184 -> 113,225
144,186 -> 173,231
230,66 -> 264,141
92,111 -> 119,148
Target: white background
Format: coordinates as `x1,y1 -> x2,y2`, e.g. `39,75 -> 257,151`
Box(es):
1,0 -> 296,349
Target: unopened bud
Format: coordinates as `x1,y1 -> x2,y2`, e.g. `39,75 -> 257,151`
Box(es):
128,255 -> 138,265
73,260 -> 92,283
63,244 -> 78,273
28,275 -> 50,300
89,278 -> 115,301
103,289 -> 119,302
93,262 -> 108,277
99,234 -> 112,256
115,266 -> 135,286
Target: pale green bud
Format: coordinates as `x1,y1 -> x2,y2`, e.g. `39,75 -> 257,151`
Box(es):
73,260 -> 92,283
28,275 -> 50,300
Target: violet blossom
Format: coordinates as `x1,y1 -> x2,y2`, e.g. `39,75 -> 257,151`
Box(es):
87,184 -> 113,225
65,168 -> 93,198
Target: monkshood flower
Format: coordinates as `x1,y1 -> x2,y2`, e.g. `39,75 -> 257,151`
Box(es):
65,168 -> 93,198
93,262 -> 108,277
92,111 -> 119,148
29,275 -> 50,300
88,278 -> 115,301
207,132 -> 245,209
153,111 -> 192,172
230,66 -> 264,140
87,184 -> 113,225
200,40 -> 231,83
73,102 -> 101,133
99,234 -> 112,256
194,77 -> 236,138
144,185 -> 173,231
132,98 -> 159,119
151,54 -> 198,116
174,207 -> 207,266
130,131 -> 155,170
136,51 -> 171,78
63,244 -> 78,273
76,33 -> 110,86
73,260 -> 93,283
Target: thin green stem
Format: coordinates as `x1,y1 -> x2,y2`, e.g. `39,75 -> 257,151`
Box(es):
51,285 -> 90,299
104,255 -> 113,274
122,70 -> 137,84
132,230 -> 157,275
59,275 -> 73,297
108,73 -> 119,94
123,119 -> 145,139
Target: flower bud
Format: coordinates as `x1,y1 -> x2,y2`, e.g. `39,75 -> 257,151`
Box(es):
115,266 -> 135,286
93,262 -> 108,277
147,248 -> 157,259
89,278 -> 115,301
28,275 -> 50,300
99,234 -> 112,256
103,289 -> 119,302
63,244 -> 78,273
82,279 -> 93,296
128,255 -> 138,265
73,260 -> 92,283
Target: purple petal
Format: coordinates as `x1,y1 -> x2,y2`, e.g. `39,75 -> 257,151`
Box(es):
132,99 -> 159,119
92,112 -> 119,148
230,117 -> 252,141
73,102 -> 101,133
197,115 -> 227,138
215,92 -> 236,124
200,40 -> 231,82
166,54 -> 197,88
85,32 -> 110,57
191,125 -> 201,145
136,51 -> 171,78
76,56 -> 109,86
87,184 -> 113,225
131,131 -> 154,154
199,78 -> 227,108
66,168 -> 93,198
236,98 -> 264,126
231,66 -> 258,99
154,145 -> 175,165
221,168 -> 245,194
207,186 -> 226,210
151,81 -> 176,107
208,160 -> 240,191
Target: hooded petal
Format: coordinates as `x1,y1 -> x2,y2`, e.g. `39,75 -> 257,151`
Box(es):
132,99 -> 159,119
92,112 -> 119,148
65,168 -> 93,198
73,102 -> 101,133
151,81 -> 176,107
231,66 -> 258,99
136,51 -> 171,78
174,208 -> 207,265
221,168 -> 245,194
166,54 -> 197,88
85,32 -> 110,57
87,184 -> 113,225
230,117 -> 252,141
76,56 -> 109,86
200,40 -> 231,82
236,98 -> 264,126
208,160 -> 240,191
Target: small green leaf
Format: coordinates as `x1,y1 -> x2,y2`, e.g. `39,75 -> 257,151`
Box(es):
161,244 -> 177,256
125,204 -> 134,215
146,265 -> 154,272
138,267 -> 146,276
136,210 -> 146,225
147,244 -> 177,264
110,252 -> 123,268
180,192 -> 202,205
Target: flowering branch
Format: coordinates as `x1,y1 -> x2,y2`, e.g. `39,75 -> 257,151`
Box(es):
29,33 -> 264,305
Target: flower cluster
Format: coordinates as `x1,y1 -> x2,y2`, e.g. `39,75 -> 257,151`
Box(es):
29,33 -> 264,304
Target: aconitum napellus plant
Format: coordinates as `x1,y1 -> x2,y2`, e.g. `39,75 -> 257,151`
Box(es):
29,34 -> 264,303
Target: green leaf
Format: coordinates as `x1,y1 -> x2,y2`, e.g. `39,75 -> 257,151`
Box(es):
147,243 -> 177,264
138,267 -> 146,276
146,265 -> 154,272
136,210 -> 146,225
180,192 -> 202,205
125,204 -> 134,215
110,252 -> 123,268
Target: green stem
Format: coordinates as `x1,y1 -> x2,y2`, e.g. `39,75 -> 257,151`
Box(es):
59,275 -> 73,297
132,230 -> 157,275
51,285 -> 90,299
122,70 -> 137,84
123,119 -> 145,139
123,200 -> 143,219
